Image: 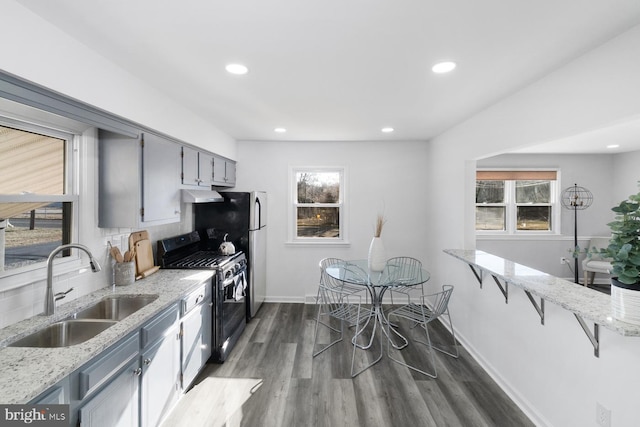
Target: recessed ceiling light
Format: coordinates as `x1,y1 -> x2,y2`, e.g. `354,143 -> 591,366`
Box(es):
432,61 -> 456,74
607,144 -> 620,149
274,127 -> 287,133
225,63 -> 248,75
381,127 -> 394,133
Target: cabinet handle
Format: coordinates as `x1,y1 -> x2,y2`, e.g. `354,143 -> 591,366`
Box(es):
133,368 -> 142,376
144,358 -> 152,365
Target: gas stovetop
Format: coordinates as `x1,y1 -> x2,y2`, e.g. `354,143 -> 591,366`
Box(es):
165,251 -> 241,269
158,231 -> 243,270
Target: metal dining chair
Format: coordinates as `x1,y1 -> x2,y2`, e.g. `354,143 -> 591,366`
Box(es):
386,284 -> 459,378
313,258 -> 373,377
382,257 -> 424,304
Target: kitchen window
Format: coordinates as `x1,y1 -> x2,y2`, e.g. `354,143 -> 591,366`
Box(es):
289,167 -> 346,244
0,118 -> 77,276
476,170 -> 559,234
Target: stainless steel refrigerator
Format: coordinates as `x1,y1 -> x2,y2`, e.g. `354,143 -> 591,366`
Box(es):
194,191 -> 267,319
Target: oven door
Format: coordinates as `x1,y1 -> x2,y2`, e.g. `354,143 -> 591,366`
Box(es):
213,265 -> 247,362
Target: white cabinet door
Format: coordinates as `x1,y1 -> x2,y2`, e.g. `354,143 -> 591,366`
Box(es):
98,130 -> 181,228
181,298 -> 212,389
198,152 -> 214,187
212,155 -> 236,187
142,133 -> 181,224
181,146 -> 200,187
140,320 -> 181,427
78,359 -> 140,427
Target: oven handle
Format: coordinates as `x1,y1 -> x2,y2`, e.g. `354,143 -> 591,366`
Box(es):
221,266 -> 247,287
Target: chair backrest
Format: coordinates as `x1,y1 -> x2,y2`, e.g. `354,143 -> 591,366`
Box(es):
382,257 -> 422,285
586,237 -> 612,260
319,258 -> 344,290
428,285 -> 454,320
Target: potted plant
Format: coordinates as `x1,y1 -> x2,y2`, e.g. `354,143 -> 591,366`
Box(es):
605,186 -> 640,325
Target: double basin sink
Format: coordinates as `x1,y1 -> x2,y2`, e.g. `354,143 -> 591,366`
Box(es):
8,295 -> 158,348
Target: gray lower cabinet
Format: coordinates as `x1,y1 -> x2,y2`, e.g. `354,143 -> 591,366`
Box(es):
140,307 -> 181,427
78,358 -> 140,427
32,377 -> 70,405
75,332 -> 140,426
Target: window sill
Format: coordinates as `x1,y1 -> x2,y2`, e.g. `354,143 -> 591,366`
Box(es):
285,240 -> 351,247
476,233 -> 568,241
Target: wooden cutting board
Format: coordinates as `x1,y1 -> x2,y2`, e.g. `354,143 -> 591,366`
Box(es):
134,238 -> 155,279
128,230 -> 149,252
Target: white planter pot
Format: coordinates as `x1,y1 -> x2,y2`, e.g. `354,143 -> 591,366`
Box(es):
611,279 -> 640,326
368,237 -> 386,272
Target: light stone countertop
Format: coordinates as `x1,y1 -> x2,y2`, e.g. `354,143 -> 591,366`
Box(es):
444,249 -> 640,337
0,269 -> 214,404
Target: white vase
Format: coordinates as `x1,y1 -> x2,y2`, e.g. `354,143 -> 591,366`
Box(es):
368,237 -> 386,272
611,279 -> 640,326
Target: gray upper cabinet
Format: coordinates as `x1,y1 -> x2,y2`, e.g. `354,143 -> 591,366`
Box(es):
181,146 -> 213,187
212,154 -> 236,187
99,130 -> 181,228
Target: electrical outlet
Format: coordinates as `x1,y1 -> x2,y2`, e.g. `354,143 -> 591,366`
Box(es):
560,257 -> 569,265
596,402 -> 611,427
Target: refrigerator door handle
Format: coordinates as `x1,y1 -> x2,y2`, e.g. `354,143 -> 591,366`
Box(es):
256,197 -> 262,229
250,196 -> 263,231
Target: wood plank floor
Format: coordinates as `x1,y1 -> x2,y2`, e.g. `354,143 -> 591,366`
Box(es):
161,303 -> 535,427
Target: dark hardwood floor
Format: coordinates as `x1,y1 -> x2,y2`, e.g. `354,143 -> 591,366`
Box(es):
161,303 -> 535,427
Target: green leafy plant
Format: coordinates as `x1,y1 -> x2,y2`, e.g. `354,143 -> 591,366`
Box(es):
606,187 -> 640,285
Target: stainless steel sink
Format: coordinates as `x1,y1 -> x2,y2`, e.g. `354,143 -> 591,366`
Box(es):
8,320 -> 117,348
6,295 -> 158,348
72,295 -> 159,321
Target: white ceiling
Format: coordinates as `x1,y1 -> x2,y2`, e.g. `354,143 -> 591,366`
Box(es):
15,0 -> 640,151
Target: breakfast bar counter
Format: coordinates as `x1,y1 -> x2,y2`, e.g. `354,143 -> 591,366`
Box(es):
444,249 -> 640,356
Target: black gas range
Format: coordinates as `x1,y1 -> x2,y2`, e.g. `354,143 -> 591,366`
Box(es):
158,231 -> 247,363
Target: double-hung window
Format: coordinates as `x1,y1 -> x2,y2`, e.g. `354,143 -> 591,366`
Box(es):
476,170 -> 559,234
0,119 -> 77,276
290,167 -> 346,243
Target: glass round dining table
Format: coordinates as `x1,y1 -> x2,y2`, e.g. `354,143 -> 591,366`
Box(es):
325,259 -> 430,373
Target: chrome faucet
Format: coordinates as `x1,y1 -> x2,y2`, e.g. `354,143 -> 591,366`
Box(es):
45,244 -> 102,315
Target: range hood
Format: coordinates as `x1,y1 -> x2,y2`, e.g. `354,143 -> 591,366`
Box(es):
181,189 -> 224,203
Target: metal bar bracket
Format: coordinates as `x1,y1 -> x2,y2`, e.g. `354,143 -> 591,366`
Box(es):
468,264 -> 483,288
574,314 -> 600,358
492,275 -> 508,303
524,291 -> 545,325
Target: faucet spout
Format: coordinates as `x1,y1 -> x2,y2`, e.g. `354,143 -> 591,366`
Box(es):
45,244 -> 102,316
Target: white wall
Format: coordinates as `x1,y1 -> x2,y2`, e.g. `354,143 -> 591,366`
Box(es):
612,150 -> 640,202
236,139 -> 429,302
429,24 -> 640,427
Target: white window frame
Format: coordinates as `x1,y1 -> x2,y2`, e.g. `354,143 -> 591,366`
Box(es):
476,169 -> 561,236
287,166 -> 349,245
0,115 -> 81,288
